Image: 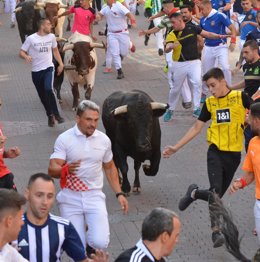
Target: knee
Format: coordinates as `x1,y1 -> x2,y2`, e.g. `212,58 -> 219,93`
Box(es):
88,233 -> 110,249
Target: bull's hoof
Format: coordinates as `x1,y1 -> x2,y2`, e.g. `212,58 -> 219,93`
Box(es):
72,106 -> 77,111
121,184 -> 131,195
142,164 -> 151,175
85,88 -> 92,100
132,186 -> 141,194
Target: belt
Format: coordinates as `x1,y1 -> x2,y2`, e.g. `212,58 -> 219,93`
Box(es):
109,28 -> 128,33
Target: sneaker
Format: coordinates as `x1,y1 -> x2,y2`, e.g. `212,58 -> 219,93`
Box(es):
193,108 -> 201,118
144,35 -> 149,46
135,9 -> 140,16
48,115 -> 55,127
158,48 -> 164,56
163,109 -> 174,122
182,101 -> 192,109
200,94 -> 207,104
178,184 -> 198,211
163,64 -> 168,73
103,68 -> 112,74
130,43 -> 136,53
54,115 -> 65,124
212,231 -> 225,248
117,68 -> 124,79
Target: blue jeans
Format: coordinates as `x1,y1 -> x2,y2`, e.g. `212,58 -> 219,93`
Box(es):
32,67 -> 59,117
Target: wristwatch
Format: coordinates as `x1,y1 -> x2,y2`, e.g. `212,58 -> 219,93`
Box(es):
116,192 -> 126,198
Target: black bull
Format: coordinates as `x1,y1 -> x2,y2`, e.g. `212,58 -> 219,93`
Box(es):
15,1 -> 42,43
102,90 -> 168,194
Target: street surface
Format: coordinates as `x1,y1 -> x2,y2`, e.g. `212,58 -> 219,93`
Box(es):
0,7 -> 257,261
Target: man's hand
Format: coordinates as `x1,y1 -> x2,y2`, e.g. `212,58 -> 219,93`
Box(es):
229,42 -> 236,52
88,250 -> 109,262
57,64 -> 64,76
138,30 -> 146,36
5,147 -> 21,158
229,180 -> 242,194
25,55 -> 32,63
118,195 -> 128,214
162,145 -> 178,158
68,160 -> 81,173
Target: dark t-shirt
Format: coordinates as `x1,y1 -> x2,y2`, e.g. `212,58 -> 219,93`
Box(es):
198,91 -> 252,122
242,60 -> 260,97
166,24 -> 202,61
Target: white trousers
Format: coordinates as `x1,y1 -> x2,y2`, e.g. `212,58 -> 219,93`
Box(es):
254,200 -> 260,245
166,52 -> 192,103
4,0 -> 16,23
107,32 -> 130,70
168,59 -> 201,111
201,44 -> 231,95
57,189 -> 110,250
153,17 -> 164,50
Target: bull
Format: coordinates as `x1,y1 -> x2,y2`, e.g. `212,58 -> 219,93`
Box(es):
36,0 -> 67,38
15,1 -> 42,43
63,32 -> 105,110
102,90 -> 168,194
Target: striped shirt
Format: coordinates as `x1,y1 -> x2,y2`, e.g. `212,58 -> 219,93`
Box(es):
151,0 -> 162,15
18,213 -> 86,262
115,239 -> 166,262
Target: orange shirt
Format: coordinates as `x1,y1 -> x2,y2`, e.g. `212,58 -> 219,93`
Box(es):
0,128 -> 11,178
243,136 -> 260,199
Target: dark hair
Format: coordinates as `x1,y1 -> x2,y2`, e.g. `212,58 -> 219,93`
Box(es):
141,207 -> 179,241
250,102 -> 260,119
162,0 -> 173,4
38,18 -> 51,30
76,100 -> 100,117
180,4 -> 193,11
28,173 -> 54,188
203,67 -> 225,82
0,189 -> 26,220
169,12 -> 182,19
243,40 -> 259,51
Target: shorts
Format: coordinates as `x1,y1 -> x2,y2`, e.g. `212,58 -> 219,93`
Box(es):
0,173 -> 17,191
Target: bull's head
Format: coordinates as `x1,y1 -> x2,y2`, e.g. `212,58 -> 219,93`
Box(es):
63,41 -> 105,75
112,100 -> 168,152
15,1 -> 40,32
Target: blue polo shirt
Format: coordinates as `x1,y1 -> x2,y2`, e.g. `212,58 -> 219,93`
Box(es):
200,9 -> 232,46
211,0 -> 231,17
246,27 -> 260,47
239,9 -> 257,40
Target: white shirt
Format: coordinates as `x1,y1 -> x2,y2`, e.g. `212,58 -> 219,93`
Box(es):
21,33 -> 57,72
100,2 -> 129,33
50,125 -> 113,189
0,244 -> 28,262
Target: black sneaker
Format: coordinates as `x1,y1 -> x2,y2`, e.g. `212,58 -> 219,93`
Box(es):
178,184 -> 198,211
48,115 -> 55,127
117,69 -> 124,79
212,231 -> 225,248
158,48 -> 164,56
54,115 -> 65,124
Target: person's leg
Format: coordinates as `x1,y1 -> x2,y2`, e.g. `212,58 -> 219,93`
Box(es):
181,78 -> 192,106
119,33 -> 130,58
32,70 -> 51,116
187,59 -> 202,115
217,45 -> 232,86
107,34 -> 121,70
201,46 -> 217,97
153,17 -> 164,54
0,173 -> 17,191
10,0 -> 16,26
254,201 -> 260,244
43,67 -> 61,117
57,190 -> 86,248
84,190 -> 110,251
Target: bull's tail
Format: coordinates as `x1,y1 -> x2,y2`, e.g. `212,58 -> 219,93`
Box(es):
209,194 -> 250,262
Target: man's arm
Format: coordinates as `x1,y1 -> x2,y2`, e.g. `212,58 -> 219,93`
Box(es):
148,10 -> 165,21
19,50 -> 32,63
227,23 -> 237,51
200,29 -> 228,39
126,12 -> 136,27
103,160 -> 128,214
229,171 -> 255,193
95,12 -> 104,21
139,26 -> 160,36
230,80 -> 245,90
53,47 -> 64,75
163,120 -> 205,158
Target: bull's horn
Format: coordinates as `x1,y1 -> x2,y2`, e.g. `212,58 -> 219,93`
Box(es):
14,7 -> 22,12
59,4 -> 68,8
34,5 -> 43,9
56,37 -> 67,42
35,2 -> 45,7
90,42 -> 106,49
113,105 -> 128,115
63,43 -> 74,52
150,102 -> 168,110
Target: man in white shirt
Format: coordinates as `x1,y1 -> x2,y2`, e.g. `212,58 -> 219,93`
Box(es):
0,189 -> 28,262
96,0 -> 136,79
48,100 -> 128,257
19,18 -> 65,127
